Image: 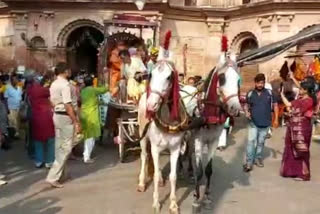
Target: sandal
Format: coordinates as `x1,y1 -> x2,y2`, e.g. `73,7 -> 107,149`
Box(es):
243,164 -> 253,172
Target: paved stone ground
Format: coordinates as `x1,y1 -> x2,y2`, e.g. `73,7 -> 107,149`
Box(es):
1,117 -> 320,214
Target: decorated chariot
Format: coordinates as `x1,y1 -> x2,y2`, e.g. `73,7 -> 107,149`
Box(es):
97,14 -> 158,162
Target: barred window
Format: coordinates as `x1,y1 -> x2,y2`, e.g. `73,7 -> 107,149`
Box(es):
30,36 -> 46,48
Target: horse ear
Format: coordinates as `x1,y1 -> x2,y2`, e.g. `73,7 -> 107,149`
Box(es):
219,54 -> 226,65
229,53 -> 237,62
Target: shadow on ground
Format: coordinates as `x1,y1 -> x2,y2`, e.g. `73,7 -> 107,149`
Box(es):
0,138 -> 119,201
0,195 -> 62,214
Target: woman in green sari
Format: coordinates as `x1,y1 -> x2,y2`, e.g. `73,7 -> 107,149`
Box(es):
80,76 -> 108,163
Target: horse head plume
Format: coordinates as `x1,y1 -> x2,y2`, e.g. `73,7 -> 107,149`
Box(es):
221,35 -> 228,53
157,30 -> 174,62
164,30 -> 172,51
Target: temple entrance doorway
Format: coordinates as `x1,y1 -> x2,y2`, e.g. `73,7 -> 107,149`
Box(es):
66,26 -> 104,75
239,38 -> 259,92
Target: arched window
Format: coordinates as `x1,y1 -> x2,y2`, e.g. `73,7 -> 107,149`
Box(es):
30,36 -> 46,48
185,0 -> 196,6
243,0 -> 251,4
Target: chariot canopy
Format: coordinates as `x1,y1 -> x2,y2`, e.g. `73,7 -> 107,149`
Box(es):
237,25 -> 320,65
98,13 -> 158,85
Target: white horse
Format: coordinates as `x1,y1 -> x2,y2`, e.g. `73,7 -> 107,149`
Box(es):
137,59 -> 185,214
192,54 -> 242,211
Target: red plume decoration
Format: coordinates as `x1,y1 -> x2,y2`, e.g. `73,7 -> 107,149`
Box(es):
221,35 -> 228,52
164,30 -> 172,51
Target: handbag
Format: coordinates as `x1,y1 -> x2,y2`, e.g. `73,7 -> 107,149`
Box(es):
19,95 -> 31,122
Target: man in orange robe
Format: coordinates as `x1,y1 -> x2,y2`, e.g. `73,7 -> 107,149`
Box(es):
108,42 -> 126,97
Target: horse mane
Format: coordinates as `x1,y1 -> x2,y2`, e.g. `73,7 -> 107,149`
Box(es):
205,71 -> 219,105
203,67 -> 215,93
202,65 -> 228,124
169,69 -> 180,120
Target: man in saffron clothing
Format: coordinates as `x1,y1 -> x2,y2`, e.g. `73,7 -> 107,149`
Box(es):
108,41 -> 126,97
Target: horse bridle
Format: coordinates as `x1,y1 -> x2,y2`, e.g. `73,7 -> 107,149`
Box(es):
148,65 -> 175,105
203,65 -> 241,112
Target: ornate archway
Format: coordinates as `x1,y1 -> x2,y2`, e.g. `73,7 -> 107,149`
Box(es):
230,31 -> 259,54
66,26 -> 104,74
231,32 -> 259,92
57,19 -> 103,48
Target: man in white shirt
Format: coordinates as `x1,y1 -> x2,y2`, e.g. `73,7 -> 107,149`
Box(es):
46,62 -> 81,188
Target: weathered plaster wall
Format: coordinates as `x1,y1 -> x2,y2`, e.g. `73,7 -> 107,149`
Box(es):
160,17 -> 213,76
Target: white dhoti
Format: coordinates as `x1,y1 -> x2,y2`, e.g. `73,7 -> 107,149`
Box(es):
83,137 -> 95,162
218,128 -> 228,148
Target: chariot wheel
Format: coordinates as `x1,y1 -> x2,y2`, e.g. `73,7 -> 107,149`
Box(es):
117,118 -> 126,163
119,142 -> 126,163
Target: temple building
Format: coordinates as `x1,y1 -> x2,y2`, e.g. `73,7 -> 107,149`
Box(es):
0,0 -> 320,88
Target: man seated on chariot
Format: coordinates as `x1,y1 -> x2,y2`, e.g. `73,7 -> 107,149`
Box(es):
108,41 -> 127,97
119,48 -> 148,104
147,47 -> 159,74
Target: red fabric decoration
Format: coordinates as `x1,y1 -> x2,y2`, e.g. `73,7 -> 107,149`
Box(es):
221,35 -> 228,52
203,72 -> 227,124
206,72 -> 219,106
170,70 -> 181,120
164,31 -> 172,51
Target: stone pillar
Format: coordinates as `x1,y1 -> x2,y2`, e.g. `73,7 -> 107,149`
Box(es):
205,18 -> 227,72
196,0 -> 210,6
169,0 -> 185,6
44,11 -> 55,67
12,11 -> 28,67
256,15 -> 274,78
257,14 -> 295,80
155,15 -> 162,47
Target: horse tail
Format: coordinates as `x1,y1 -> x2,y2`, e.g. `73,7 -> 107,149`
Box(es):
147,140 -> 154,179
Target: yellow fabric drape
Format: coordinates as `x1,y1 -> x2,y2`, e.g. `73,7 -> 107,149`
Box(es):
293,58 -> 306,81
314,57 -> 320,83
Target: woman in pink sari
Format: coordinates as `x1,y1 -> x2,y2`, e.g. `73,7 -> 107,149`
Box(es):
280,77 -> 317,181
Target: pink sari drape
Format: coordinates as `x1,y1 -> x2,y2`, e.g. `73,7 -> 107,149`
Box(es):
280,97 -> 313,181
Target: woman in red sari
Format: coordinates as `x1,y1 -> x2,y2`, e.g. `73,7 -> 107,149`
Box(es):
27,73 -> 55,168
280,77 -> 317,181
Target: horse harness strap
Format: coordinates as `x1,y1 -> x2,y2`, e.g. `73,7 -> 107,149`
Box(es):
154,99 -> 189,134
119,120 -> 151,143
221,94 -> 238,104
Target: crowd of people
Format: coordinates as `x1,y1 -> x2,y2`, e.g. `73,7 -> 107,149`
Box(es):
243,71 -> 319,181
0,40 -> 204,187
0,40 -> 319,188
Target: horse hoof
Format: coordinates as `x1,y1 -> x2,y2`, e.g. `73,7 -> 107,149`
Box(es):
169,207 -> 180,214
202,198 -> 213,210
137,185 -> 146,192
158,180 -> 165,187
153,204 -> 161,214
192,202 -> 201,214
